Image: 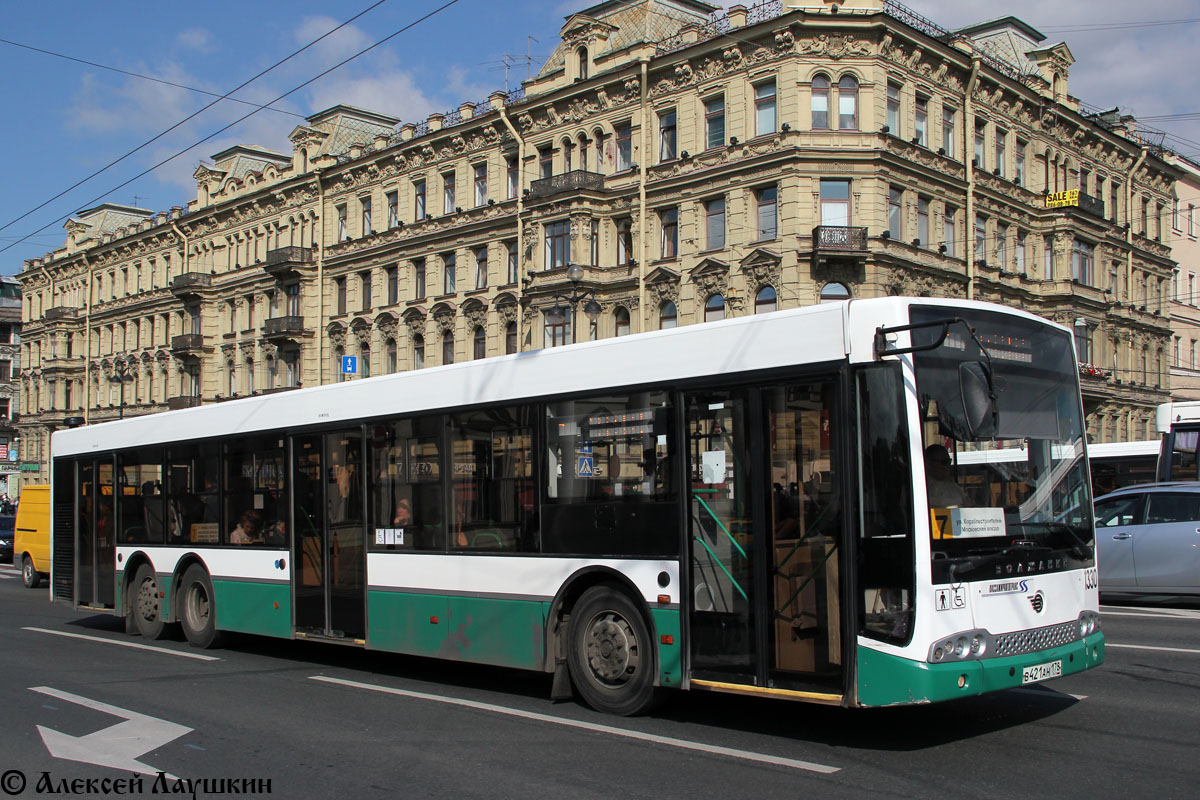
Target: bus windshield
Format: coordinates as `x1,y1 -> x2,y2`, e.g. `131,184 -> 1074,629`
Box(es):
909,306 -> 1095,584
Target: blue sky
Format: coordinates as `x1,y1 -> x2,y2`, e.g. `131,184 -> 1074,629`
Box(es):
1,0 -> 1196,276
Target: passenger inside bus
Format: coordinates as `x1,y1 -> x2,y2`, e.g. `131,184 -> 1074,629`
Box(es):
230,510 -> 264,545
924,444 -> 966,508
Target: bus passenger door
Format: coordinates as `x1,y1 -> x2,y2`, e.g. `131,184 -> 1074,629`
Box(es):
764,381 -> 842,689
686,390 -> 757,681
290,431 -> 366,640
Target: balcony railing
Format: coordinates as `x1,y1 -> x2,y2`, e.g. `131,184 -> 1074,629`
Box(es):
264,246 -> 315,277
1077,191 -> 1105,218
169,272 -> 213,294
263,316 -> 306,337
167,396 -> 202,411
813,226 -> 869,251
43,306 -> 80,321
529,170 -> 606,200
170,333 -> 205,351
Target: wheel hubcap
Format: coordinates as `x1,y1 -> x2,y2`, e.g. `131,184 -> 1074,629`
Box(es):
584,612 -> 640,686
136,577 -> 158,621
187,585 -> 209,629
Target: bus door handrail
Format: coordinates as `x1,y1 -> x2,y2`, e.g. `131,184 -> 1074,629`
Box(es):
775,543 -> 837,620
691,535 -> 748,601
692,493 -> 746,558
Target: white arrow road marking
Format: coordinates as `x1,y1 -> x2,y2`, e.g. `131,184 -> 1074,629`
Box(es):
31,687 -> 192,778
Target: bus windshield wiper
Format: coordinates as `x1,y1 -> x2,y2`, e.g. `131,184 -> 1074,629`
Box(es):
1006,521 -> 1093,560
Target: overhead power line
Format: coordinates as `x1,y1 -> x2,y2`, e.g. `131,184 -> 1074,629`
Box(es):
0,0 -> 393,240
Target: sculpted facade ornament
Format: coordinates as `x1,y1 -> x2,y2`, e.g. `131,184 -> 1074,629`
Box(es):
327,326 -> 346,349
434,310 -> 455,334
404,313 -> 427,339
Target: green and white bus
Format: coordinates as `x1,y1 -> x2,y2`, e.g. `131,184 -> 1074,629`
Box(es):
49,297 -> 1103,715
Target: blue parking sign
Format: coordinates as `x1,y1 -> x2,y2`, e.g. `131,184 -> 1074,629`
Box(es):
342,356 -> 357,374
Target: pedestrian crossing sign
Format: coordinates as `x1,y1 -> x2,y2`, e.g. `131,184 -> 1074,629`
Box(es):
576,455 -> 594,477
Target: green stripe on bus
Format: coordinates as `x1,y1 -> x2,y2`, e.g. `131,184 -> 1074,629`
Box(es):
856,633 -> 1105,706
211,579 -> 291,639
651,607 -> 682,688
367,590 -> 548,670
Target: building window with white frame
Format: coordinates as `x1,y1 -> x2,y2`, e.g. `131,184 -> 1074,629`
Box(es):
705,95 -> 725,149
837,74 -> 858,130
942,105 -> 956,158
387,191 -> 398,228
506,240 -> 518,284
811,74 -> 830,129
1015,140 -> 1026,185
755,80 -> 777,136
442,252 -> 456,295
545,221 -> 570,270
658,108 -> 677,162
361,196 -> 372,236
943,205 -> 956,257
1016,230 -> 1027,274
917,196 -> 930,246
705,197 -> 725,250
974,215 -> 987,263
414,257 -> 426,300
997,223 -> 1008,269
442,171 -> 456,214
506,156 -> 518,198
888,187 -> 902,239
820,180 -> 849,227
336,204 -> 347,241
756,186 -> 779,240
473,163 -> 488,206
974,119 -> 986,169
1072,239 -> 1094,285
915,95 -> 928,146
660,207 -> 679,259
995,129 -> 1006,178
886,82 -> 901,134
659,301 -> 677,330
414,180 -> 427,220
616,123 -> 632,171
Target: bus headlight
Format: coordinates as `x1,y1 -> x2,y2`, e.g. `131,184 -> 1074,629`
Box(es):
1078,611 -> 1101,638
927,629 -> 992,663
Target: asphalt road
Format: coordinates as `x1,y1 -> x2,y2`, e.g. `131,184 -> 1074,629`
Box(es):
0,564 -> 1196,799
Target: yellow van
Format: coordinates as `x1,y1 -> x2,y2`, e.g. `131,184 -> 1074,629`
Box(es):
14,485 -> 50,589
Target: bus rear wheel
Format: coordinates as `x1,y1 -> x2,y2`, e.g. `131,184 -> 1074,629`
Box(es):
22,555 -> 41,589
179,565 -> 223,649
566,586 -> 658,716
132,564 -> 165,639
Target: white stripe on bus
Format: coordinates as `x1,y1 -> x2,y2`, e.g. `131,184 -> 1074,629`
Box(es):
23,627 -> 220,661
310,675 -> 840,774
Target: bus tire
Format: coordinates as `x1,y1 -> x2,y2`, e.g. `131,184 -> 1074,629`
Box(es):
132,564 -> 166,640
178,565 -> 223,649
566,585 -> 658,716
22,555 -> 41,589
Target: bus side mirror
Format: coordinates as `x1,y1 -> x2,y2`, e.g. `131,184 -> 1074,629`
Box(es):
960,361 -> 997,438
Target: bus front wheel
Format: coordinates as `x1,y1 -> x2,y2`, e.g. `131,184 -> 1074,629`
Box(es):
566,586 -> 658,716
178,565 -> 223,649
22,555 -> 41,589
132,564 -> 165,639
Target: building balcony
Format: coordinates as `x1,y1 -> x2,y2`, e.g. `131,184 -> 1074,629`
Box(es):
528,170 -> 606,200
264,247 -> 314,278
811,225 -> 869,267
169,272 -> 213,298
44,306 -> 80,321
166,396 -> 202,411
1044,190 -> 1105,219
170,333 -> 207,355
262,316 -> 309,339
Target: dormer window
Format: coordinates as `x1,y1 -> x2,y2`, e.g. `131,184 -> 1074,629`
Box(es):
577,47 -> 589,81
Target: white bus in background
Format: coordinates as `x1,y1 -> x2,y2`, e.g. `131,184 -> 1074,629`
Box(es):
48,297 -> 1103,715
956,441 -> 1157,501
1156,401 -> 1200,481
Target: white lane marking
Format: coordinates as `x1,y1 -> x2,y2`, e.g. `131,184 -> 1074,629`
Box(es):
0,573 -> 14,579
1009,687 -> 1088,700
31,686 -> 191,778
1107,642 -> 1200,655
311,675 -> 840,774
1101,608 -> 1200,619
23,627 -> 219,661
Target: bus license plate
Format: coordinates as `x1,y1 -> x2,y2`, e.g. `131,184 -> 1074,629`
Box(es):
1021,660 -> 1062,684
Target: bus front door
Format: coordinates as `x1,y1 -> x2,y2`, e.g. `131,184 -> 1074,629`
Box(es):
291,430 -> 366,640
686,381 -> 844,695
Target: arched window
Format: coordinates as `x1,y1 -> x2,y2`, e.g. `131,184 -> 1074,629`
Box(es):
755,286 -> 777,314
820,282 -> 851,303
442,331 -> 455,365
413,334 -> 425,369
704,294 -> 725,323
659,301 -> 677,330
360,345 -> 370,378
505,321 -> 517,354
614,306 -> 630,337
334,346 -> 345,383
473,326 -> 486,360
386,338 -> 397,373
577,47 -> 589,81
811,74 -> 830,129
837,75 -> 858,130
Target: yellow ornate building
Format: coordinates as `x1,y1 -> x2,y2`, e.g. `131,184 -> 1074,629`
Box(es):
16,0 -> 1180,486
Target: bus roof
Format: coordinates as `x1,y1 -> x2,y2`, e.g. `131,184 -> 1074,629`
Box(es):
51,297 -> 1068,457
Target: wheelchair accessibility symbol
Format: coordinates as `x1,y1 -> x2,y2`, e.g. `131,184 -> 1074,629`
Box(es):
935,587 -> 966,611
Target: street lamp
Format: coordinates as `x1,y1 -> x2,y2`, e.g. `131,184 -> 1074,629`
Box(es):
114,359 -> 132,419
544,264 -> 602,343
